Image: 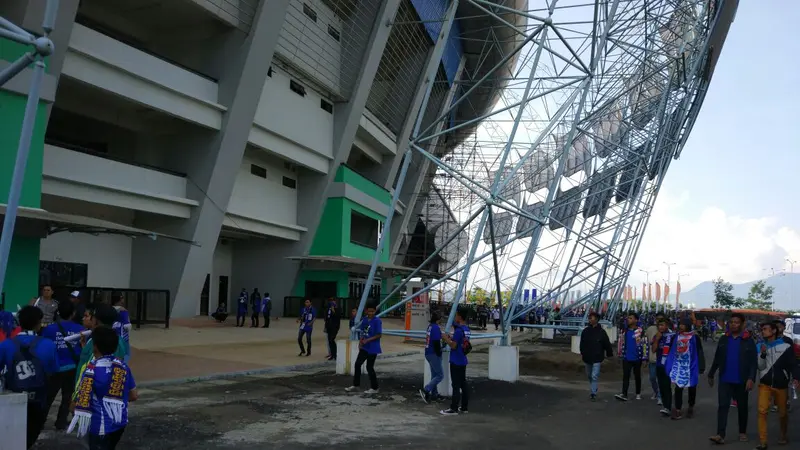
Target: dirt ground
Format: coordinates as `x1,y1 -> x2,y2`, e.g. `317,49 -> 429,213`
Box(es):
34,340 -> 800,450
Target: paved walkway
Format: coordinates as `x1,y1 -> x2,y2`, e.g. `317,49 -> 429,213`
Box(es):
127,317 -> 422,383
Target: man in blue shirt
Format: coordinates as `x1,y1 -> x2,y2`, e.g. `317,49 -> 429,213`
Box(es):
42,301 -> 85,430
261,293 -> 271,328
708,312 -> 758,445
0,306 -> 59,449
236,289 -> 248,327
615,312 -> 649,401
441,307 -> 470,415
420,312 -> 444,403
249,288 -> 262,328
296,299 -> 316,356
345,302 -> 382,394
324,298 -> 341,361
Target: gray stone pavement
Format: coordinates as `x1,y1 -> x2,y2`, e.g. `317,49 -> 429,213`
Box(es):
32,342 -> 799,449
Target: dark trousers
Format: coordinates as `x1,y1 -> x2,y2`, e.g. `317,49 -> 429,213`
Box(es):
26,403 -> 46,449
675,385 -> 697,410
450,363 -> 469,411
212,312 -> 228,322
478,316 -> 487,328
236,312 -> 246,327
621,360 -> 642,396
88,428 -> 126,450
46,368 -> 77,429
263,312 -> 270,327
298,329 -> 312,354
656,365 -> 673,410
327,329 -> 338,358
353,349 -> 378,389
251,311 -> 260,327
717,382 -> 749,438
493,319 -> 500,330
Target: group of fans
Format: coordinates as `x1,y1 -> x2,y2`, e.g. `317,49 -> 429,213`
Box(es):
0,288 -> 137,450
581,310 -> 800,449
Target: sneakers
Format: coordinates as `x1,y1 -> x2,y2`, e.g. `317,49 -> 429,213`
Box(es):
754,444 -> 768,450
458,407 -> 468,414
686,406 -> 695,419
345,386 -> 358,392
659,408 -> 670,417
419,389 -> 430,404
590,394 -> 597,402
635,394 -> 642,400
440,409 -> 459,416
650,393 -> 659,400
657,397 -> 663,406
615,394 -> 629,402
364,389 -> 379,395
298,352 -> 306,357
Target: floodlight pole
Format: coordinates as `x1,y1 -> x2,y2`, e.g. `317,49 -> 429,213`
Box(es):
0,0 -> 59,299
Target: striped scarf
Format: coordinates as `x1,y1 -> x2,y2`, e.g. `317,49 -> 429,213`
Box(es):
68,356 -> 127,437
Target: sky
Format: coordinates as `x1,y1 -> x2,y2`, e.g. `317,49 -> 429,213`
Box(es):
631,0 -> 800,292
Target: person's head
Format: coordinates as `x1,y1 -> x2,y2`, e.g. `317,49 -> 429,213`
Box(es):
265,292 -> 270,298
57,299 -> 76,321
761,322 -> 777,340
679,318 -> 693,333
254,288 -> 259,292
365,302 -> 378,319
88,303 -> 119,329
329,298 -> 336,306
430,312 -> 441,324
70,290 -> 81,304
657,318 -> 668,333
455,307 -> 467,325
304,299 -> 311,308
775,320 -> 785,335
350,308 -> 357,318
41,284 -> 53,300
729,313 -> 745,333
588,311 -> 600,326
92,326 -> 119,358
17,305 -> 44,332
627,312 -> 639,327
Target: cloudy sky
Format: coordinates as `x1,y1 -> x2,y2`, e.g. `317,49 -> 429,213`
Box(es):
631,0 -> 800,291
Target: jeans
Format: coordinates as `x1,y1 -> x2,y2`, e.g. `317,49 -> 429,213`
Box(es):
621,360 -> 642,397
716,382 -> 749,438
674,386 -> 697,410
585,362 -> 601,395
45,368 -> 77,429
88,428 -> 125,450
450,363 -> 469,411
425,353 -> 444,396
757,384 -> 788,445
353,349 -> 378,389
648,363 -> 659,397
298,329 -> 312,354
656,365 -> 673,410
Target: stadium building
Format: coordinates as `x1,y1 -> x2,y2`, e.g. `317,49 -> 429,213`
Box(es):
0,0 -> 518,318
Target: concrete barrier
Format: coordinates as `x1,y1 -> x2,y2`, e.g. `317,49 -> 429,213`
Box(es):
0,393 -> 27,450
571,335 -> 581,354
488,345 -> 519,382
541,328 -> 554,339
423,353 -> 452,396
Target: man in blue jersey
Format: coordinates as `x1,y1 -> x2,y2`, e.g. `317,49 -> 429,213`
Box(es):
0,306 -> 59,449
441,307 -> 471,415
42,301 -> 85,430
420,312 -> 443,403
345,302 -> 382,394
297,299 -> 316,356
261,293 -> 272,328
236,289 -> 248,327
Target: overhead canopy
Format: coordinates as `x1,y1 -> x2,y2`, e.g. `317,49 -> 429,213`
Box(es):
286,255 -> 444,279
0,204 -> 197,245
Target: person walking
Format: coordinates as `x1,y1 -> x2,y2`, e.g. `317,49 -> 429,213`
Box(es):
41,301 -> 85,430
345,302 -> 382,394
235,289 -> 248,328
655,318 -> 676,417
666,318 -> 705,420
754,321 -> 800,450
249,288 -> 261,328
579,311 -> 613,401
420,312 -> 444,403
440,307 -> 471,415
616,312 -> 649,401
261,293 -> 272,328
324,298 -> 340,361
646,313 -> 665,404
708,312 -> 758,445
296,299 -> 315,357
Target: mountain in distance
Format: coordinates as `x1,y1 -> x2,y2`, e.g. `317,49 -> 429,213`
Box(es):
679,273 -> 800,311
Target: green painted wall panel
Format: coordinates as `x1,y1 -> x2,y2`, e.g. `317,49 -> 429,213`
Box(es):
2,237 -> 40,311
293,270 -> 350,298
334,165 -> 391,205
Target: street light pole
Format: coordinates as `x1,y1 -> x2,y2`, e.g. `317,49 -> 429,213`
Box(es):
663,261 -> 676,310
640,269 -> 658,310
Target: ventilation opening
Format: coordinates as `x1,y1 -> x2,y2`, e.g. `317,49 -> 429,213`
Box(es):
303,3 -> 317,22
290,79 -> 306,97
250,164 -> 267,178
282,176 -> 297,189
320,99 -> 333,114
268,66 -> 273,77
328,25 -> 340,42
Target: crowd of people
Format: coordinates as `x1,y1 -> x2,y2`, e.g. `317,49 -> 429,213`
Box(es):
580,310 -> 800,448
0,286 -> 136,450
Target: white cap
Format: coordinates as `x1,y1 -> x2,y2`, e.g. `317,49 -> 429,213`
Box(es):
70,291 -> 80,298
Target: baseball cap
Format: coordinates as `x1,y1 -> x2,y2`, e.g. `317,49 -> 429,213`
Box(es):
70,290 -> 80,298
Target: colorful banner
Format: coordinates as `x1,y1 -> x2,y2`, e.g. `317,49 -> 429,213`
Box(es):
647,283 -> 652,302
663,284 -> 670,309
676,281 -> 682,309
523,289 -> 530,304
655,282 -> 662,302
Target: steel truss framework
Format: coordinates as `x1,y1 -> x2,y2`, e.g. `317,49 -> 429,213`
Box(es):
355,0 -> 723,343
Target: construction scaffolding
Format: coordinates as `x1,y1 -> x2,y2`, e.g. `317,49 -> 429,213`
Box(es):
357,0 -> 727,342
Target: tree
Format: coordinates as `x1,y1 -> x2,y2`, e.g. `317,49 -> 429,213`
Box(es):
712,277 -> 745,309
744,280 -> 774,311
467,287 -> 488,305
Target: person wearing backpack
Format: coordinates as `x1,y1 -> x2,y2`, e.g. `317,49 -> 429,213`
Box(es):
41,300 -> 85,430
0,306 -> 59,449
440,307 -> 471,415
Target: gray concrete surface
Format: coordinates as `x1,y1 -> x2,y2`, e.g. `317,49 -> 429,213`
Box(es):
33,341 -> 799,449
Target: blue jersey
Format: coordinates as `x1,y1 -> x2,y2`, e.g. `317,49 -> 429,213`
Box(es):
425,323 -> 441,356
87,358 -> 136,436
449,325 -> 470,366
300,307 -> 316,331
41,321 -> 85,371
360,317 -> 383,355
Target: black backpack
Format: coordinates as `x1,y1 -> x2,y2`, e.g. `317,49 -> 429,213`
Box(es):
5,337 -> 47,406
461,326 -> 473,355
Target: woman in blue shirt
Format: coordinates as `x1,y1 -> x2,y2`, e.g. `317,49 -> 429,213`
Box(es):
296,299 -> 316,357
346,303 -> 382,394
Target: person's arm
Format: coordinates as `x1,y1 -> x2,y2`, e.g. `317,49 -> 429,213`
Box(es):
695,335 -> 706,374
442,329 -> 459,350
746,339 -> 758,384
127,368 -> 139,402
579,329 -> 587,355
602,330 -> 613,357
708,339 -> 721,379
310,309 -> 316,328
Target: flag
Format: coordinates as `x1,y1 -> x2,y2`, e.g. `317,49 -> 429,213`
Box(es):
655,282 -> 662,302
642,283 -> 647,302
663,284 -> 670,309
676,281 -> 682,309
524,289 -> 530,304
634,286 -> 637,301
647,283 -> 652,302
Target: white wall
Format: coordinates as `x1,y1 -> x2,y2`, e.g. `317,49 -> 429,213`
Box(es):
40,233 -> 133,289
209,239 -> 233,314
227,149 -> 299,230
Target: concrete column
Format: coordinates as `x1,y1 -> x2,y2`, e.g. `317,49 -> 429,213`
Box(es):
0,392 -> 27,450
423,352 -> 452,396
488,345 -> 519,382
239,1 -> 401,312
129,0 -> 291,318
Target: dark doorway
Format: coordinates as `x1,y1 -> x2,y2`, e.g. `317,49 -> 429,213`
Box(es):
305,281 -> 337,299
218,275 -> 229,313
200,274 -> 210,315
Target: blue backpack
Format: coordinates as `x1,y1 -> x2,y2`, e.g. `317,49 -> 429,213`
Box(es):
5,337 -> 47,406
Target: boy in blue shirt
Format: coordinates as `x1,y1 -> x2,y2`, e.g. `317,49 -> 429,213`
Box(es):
0,306 -> 59,449
615,312 -> 649,401
236,289 -> 248,327
441,307 -> 471,415
345,302 -> 382,394
71,326 -> 139,449
296,299 -> 316,356
420,312 -> 443,403
42,300 -> 85,430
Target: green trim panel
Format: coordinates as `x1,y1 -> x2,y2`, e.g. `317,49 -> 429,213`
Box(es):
334,165 -> 391,205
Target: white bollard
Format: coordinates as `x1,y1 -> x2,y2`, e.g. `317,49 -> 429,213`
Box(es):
541,328 -> 554,339
488,345 -> 519,382
0,393 -> 27,450
423,352 -> 452,396
571,335 -> 581,354
335,339 -> 367,376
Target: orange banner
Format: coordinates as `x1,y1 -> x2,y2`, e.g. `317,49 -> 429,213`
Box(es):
655,282 -> 662,302
663,284 -> 670,308
676,281 -> 682,308
647,283 -> 652,302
